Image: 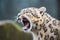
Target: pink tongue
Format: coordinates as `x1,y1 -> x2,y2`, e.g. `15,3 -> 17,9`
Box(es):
23,23 -> 29,29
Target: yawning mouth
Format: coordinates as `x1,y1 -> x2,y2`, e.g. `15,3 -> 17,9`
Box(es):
22,17 -> 30,31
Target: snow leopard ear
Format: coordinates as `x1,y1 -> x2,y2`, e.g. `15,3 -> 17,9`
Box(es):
39,7 -> 46,13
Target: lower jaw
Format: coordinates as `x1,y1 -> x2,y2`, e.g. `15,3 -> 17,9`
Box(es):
23,27 -> 31,32
23,25 -> 32,32
22,15 -> 33,32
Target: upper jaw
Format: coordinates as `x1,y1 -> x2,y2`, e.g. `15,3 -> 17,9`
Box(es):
18,15 -> 33,32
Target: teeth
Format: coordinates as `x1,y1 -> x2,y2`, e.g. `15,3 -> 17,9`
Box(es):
23,23 -> 29,29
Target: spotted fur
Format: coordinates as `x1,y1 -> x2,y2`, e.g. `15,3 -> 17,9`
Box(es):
17,7 -> 60,40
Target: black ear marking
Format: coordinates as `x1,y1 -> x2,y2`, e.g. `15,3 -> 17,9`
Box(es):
40,11 -> 44,16
40,11 -> 43,14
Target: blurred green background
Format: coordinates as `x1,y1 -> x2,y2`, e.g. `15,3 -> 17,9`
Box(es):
0,21 -> 33,40
0,0 -> 60,20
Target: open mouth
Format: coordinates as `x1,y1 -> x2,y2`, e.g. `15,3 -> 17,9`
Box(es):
22,17 -> 30,31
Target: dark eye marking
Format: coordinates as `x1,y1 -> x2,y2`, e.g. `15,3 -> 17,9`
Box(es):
18,15 -> 20,17
40,11 -> 44,16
